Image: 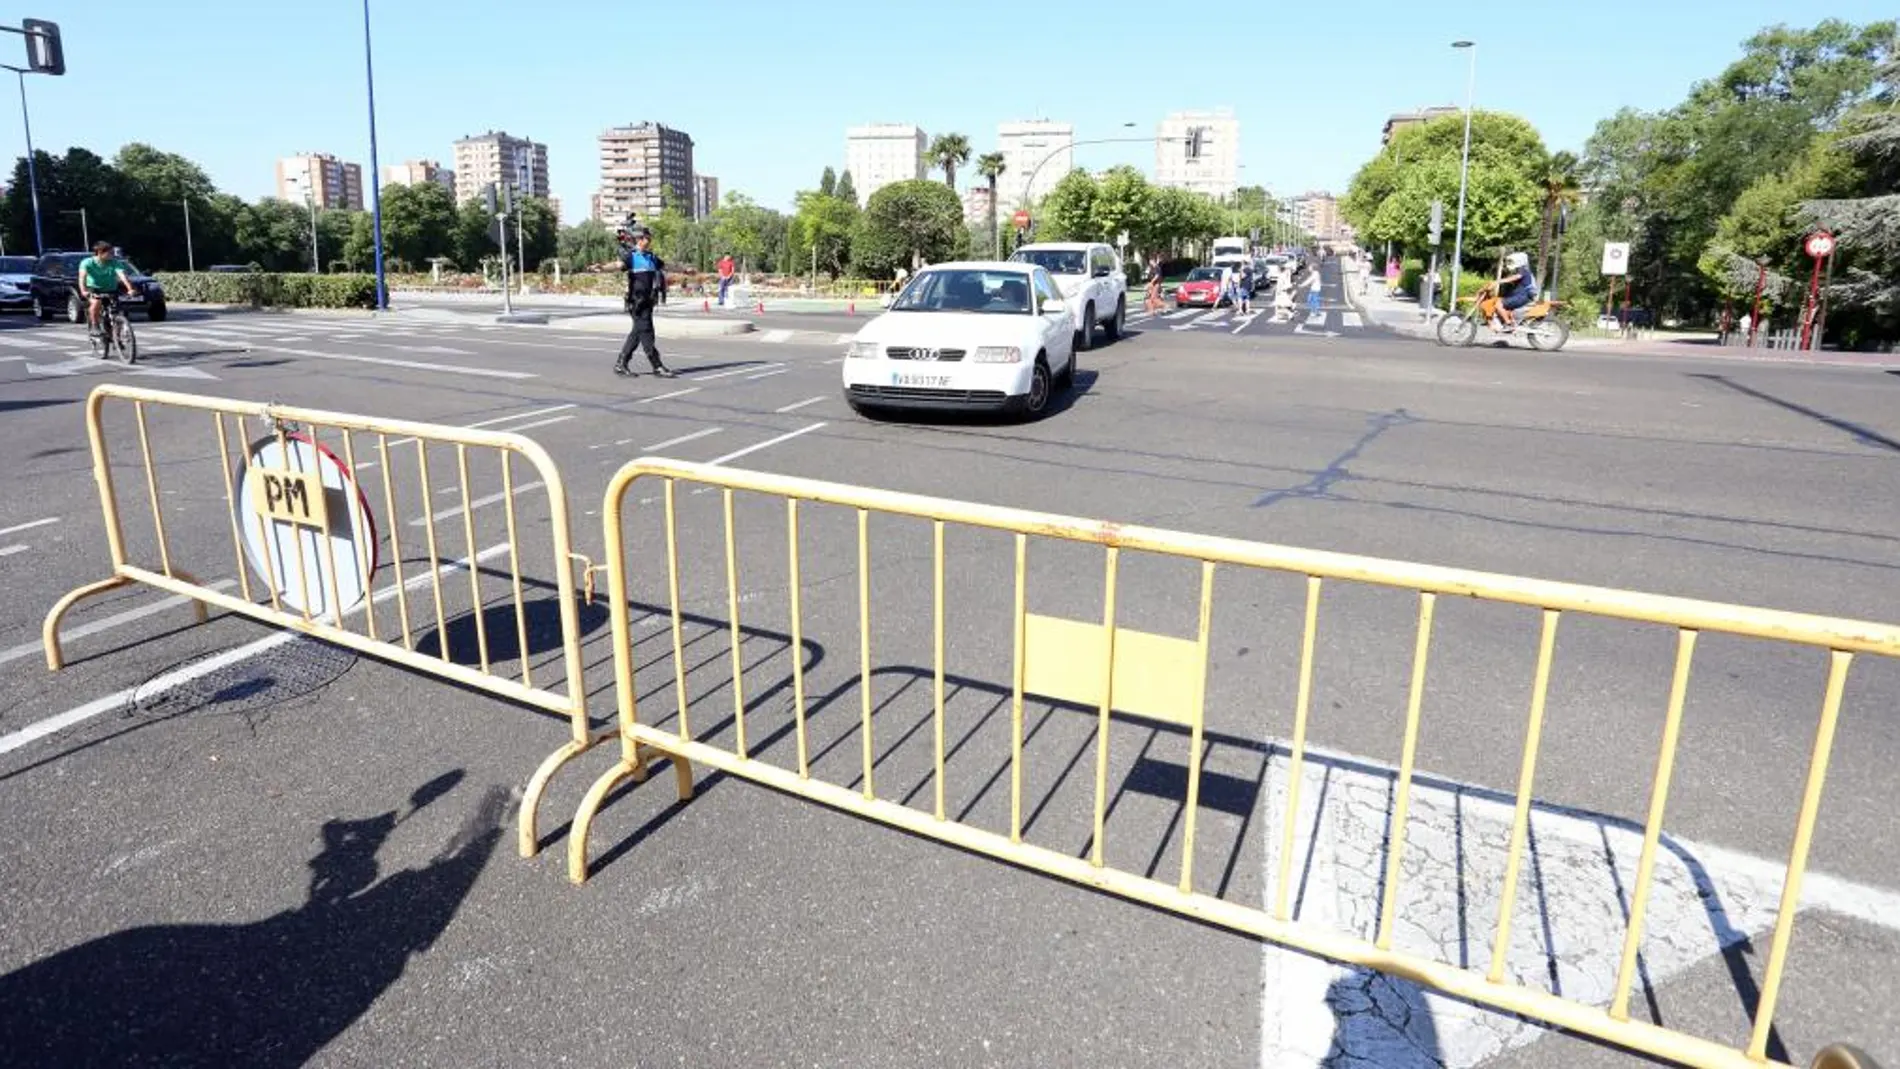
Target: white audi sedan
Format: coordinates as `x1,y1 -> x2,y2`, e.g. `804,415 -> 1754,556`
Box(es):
842,261 -> 1078,420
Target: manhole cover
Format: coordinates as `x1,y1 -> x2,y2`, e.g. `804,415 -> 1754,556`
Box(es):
133,636 -> 358,719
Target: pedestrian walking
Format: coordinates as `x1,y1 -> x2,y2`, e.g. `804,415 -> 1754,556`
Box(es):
716,253 -> 735,307
1236,262 -> 1254,315
613,225 -> 676,378
1144,256 -> 1164,314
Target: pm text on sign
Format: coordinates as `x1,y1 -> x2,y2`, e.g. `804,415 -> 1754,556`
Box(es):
247,467 -> 329,529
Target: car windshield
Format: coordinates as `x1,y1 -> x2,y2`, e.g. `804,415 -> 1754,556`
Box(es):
0,256 -> 34,273
1009,249 -> 1087,275
891,269 -> 1034,314
1187,268 -> 1223,281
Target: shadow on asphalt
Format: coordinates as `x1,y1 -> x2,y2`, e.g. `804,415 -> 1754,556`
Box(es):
0,398 -> 77,414
0,770 -> 509,1068
1691,372 -> 1900,453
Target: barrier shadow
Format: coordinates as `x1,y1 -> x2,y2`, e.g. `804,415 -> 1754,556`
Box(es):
0,770 -> 507,1068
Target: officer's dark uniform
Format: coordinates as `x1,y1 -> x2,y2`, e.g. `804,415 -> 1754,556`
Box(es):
615,234 -> 673,377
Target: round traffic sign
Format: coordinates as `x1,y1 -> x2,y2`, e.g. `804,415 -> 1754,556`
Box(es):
1805,231 -> 1835,258
1012,210 -> 1031,229
236,432 -> 379,617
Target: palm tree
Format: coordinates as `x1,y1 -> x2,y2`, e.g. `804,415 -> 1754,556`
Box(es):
1536,151 -> 1583,282
976,152 -> 1006,255
929,133 -> 973,190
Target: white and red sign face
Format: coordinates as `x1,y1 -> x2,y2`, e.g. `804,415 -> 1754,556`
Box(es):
235,432 -> 378,618
1805,231 -> 1835,258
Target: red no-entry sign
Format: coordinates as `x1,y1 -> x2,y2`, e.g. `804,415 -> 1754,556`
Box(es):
1012,210 -> 1031,229
1805,231 -> 1835,258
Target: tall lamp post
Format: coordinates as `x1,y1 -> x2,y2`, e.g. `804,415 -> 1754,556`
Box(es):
362,0 -> 388,310
1447,40 -> 1478,313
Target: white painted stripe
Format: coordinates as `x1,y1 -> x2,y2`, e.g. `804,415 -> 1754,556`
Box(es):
0,547 -> 507,757
0,580 -> 239,669
759,329 -> 792,343
637,387 -> 701,404
641,427 -> 722,452
835,333 -> 856,345
0,355 -> 25,363
258,343 -> 535,380
0,516 -> 58,536
273,335 -> 308,343
387,403 -> 577,447
1305,310 -> 1326,327
409,480 -> 545,527
691,363 -> 781,381
1341,311 -> 1364,329
1165,309 -> 1199,320
0,336 -> 53,349
1231,314 -> 1260,335
707,422 -> 826,465
745,368 -> 789,380
0,544 -> 27,557
775,395 -> 827,414
823,358 -> 844,365
489,414 -> 573,433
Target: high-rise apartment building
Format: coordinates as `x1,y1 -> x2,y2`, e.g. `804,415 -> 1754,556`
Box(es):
696,175 -> 720,219
1381,106 -> 1461,145
452,131 -> 549,204
997,120 -> 1073,210
275,153 -> 364,210
1154,110 -> 1239,199
844,124 -> 927,202
382,159 -> 454,195
1291,191 -> 1342,240
595,122 -> 695,224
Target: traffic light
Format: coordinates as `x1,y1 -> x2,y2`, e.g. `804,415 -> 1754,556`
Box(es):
22,19 -> 62,76
499,181 -> 513,215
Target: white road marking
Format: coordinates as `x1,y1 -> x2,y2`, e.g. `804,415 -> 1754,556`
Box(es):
823,358 -> 844,365
775,395 -> 827,414
1165,309 -> 1199,320
0,336 -> 54,349
1341,311 -> 1364,329
1230,314 -> 1261,334
745,368 -> 789,380
707,421 -> 827,465
1304,310 -> 1327,327
691,363 -> 781,381
1,580 -> 240,669
834,333 -> 856,345
1256,742 -> 1900,1067
0,355 -> 25,363
272,335 -> 308,343
0,544 -> 27,557
493,414 -> 573,433
641,427 -> 722,452
0,547 -> 508,757
0,516 -> 58,536
637,387 -> 701,404
388,403 -> 576,447
409,480 -> 545,527
759,329 -> 792,343
254,342 -> 534,380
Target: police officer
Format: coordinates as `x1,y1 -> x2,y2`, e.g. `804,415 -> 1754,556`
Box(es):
613,224 -> 676,378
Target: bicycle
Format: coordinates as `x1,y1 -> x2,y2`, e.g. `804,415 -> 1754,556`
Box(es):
86,290 -> 137,364
1435,280 -> 1570,352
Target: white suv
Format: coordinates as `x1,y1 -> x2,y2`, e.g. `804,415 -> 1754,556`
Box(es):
1009,242 -> 1127,351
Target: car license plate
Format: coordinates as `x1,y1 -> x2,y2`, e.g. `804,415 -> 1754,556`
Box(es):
893,373 -> 949,388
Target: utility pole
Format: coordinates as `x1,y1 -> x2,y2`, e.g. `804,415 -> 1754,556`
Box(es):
305,189 -> 319,273
183,197 -> 195,272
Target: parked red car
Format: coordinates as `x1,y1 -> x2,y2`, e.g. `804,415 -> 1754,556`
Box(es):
1174,266 -> 1227,308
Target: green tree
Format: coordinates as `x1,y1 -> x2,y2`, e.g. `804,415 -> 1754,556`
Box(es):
558,218 -> 619,271
1802,56 -> 1900,342
711,191 -> 770,270
928,132 -> 972,189
793,188 -> 856,277
236,199 -> 315,271
819,166 -> 837,198
976,152 -> 1007,255
516,196 -> 559,270
343,213 -> 375,273
453,198 -> 497,271
836,170 -> 858,207
851,179 -> 963,276
1036,170 -> 1098,241
379,181 -> 458,267
1343,110 -> 1549,267
1535,151 -> 1582,280
1090,166 -> 1150,248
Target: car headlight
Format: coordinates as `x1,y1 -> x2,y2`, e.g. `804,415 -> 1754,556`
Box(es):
846,341 -> 879,359
972,346 -> 1022,364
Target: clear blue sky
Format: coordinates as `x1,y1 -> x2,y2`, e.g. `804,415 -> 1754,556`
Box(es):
18,0 -> 1896,224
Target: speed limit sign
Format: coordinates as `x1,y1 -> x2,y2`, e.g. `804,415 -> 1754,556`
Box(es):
1805,231 -> 1835,258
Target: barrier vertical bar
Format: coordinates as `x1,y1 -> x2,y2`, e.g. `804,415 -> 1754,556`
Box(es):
1610,628 -> 1697,1020
857,507 -> 874,800
787,498 -> 809,778
499,451 -> 532,686
1010,533 -> 1028,843
664,478 -> 690,739
338,429 -> 377,641
455,444 -> 491,673
133,401 -> 174,579
933,519 -> 946,821
1178,561 -> 1216,893
212,413 -> 253,604
414,443 -> 451,659
1274,576 -> 1324,921
277,424 -> 316,622
375,433 -> 413,649
1489,608 -> 1561,984
1377,591 -> 1437,950
239,417 -> 283,614
1090,547 -> 1121,868
86,390 -> 129,571
723,488 -> 749,759
310,425 -> 349,628
1747,649 -> 1854,1059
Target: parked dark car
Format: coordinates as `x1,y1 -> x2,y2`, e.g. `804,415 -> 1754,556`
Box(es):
30,250 -> 168,322
0,254 -> 36,311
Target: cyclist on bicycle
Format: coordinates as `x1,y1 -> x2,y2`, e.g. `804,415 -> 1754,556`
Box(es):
1495,251 -> 1538,331
77,240 -> 135,337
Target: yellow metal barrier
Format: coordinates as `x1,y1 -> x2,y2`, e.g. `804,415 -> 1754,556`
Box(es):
571,457 -> 1900,1069
43,384 -> 606,858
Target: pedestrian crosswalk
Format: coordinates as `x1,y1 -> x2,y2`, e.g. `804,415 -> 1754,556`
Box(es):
1122,302 -> 1374,339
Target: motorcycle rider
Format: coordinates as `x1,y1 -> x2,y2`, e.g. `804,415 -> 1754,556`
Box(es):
1496,251 -> 1539,331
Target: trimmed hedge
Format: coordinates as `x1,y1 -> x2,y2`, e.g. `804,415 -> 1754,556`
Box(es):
154,272 -> 378,309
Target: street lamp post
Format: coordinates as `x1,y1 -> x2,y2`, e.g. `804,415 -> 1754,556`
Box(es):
362,0 -> 388,309
182,196 -> 194,272
4,68 -> 44,253
1447,40 -> 1477,314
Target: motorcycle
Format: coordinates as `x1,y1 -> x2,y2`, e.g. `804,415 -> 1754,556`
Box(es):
1436,280 -> 1571,351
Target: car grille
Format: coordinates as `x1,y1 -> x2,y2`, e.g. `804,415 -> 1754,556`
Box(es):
884,346 -> 967,362
850,385 -> 1005,404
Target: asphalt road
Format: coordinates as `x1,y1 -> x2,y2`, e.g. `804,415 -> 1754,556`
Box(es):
3,257 -> 1899,1068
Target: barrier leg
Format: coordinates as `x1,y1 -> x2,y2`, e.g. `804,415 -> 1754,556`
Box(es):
43,572 -> 210,671
517,730 -> 623,859
568,757 -> 644,885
